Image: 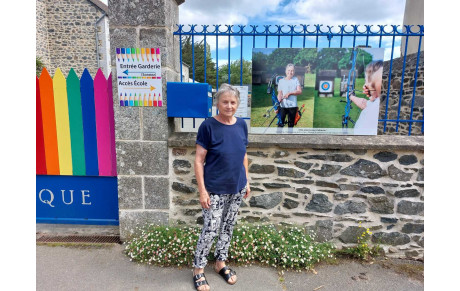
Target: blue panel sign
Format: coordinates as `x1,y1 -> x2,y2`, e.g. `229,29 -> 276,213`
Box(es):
36,175 -> 119,225
167,82 -> 212,118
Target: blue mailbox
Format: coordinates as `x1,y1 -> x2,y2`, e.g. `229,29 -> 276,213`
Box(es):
167,82 -> 212,118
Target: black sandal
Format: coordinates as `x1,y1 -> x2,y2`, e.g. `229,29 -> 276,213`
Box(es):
217,266 -> 237,285
193,272 -> 209,290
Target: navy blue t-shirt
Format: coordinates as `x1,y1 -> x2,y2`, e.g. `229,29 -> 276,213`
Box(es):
196,117 -> 248,194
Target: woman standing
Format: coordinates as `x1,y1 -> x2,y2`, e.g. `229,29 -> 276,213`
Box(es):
192,84 -> 250,291
277,63 -> 302,129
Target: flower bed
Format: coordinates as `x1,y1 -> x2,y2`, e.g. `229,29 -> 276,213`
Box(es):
125,224 -> 336,270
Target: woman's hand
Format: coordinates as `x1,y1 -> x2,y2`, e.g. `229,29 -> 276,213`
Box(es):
199,190 -> 211,209
363,85 -> 371,97
244,183 -> 251,199
277,90 -> 283,103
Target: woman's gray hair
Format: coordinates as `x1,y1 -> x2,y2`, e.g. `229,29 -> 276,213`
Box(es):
286,63 -> 295,71
214,83 -> 241,105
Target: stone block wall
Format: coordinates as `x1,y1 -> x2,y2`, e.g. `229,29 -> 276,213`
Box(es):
379,51 -> 424,136
36,0 -> 50,66
36,0 -> 107,76
96,16 -> 111,77
169,145 -> 424,259
109,0 -> 183,240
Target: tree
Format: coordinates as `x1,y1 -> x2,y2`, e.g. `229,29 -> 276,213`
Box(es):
266,48 -> 301,72
316,48 -> 348,72
252,52 -> 268,72
181,36 -> 217,86
338,49 -> 373,77
293,49 -> 318,70
218,59 -> 252,86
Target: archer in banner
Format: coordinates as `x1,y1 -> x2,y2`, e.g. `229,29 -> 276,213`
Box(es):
250,48 -> 315,134
349,60 -> 383,135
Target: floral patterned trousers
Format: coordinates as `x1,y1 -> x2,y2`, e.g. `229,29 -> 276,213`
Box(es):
193,187 -> 245,268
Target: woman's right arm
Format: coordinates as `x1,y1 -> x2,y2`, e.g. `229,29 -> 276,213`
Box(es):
350,94 -> 367,110
195,144 -> 211,209
277,89 -> 283,103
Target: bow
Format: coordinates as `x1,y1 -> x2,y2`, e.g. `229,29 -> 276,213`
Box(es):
341,48 -> 358,128
261,74 -> 283,129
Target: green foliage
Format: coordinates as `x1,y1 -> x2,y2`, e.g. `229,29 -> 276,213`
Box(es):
36,57 -> 45,76
253,48 -> 373,78
336,224 -> 382,261
293,49 -> 318,69
218,59 -> 252,86
252,52 -> 268,72
250,73 -> 315,129
317,48 -> 349,72
124,224 -> 336,270
267,48 -> 301,72
181,36 -> 217,86
339,48 -> 374,78
312,77 -> 366,128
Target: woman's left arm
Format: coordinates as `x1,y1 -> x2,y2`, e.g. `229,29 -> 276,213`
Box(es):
243,153 -> 250,198
283,85 -> 303,99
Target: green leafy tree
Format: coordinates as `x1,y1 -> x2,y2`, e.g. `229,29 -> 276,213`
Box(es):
293,49 -> 318,70
267,48 -> 301,72
218,59 -> 252,86
181,36 -> 217,86
338,49 -> 374,77
316,48 -> 348,72
252,52 -> 268,72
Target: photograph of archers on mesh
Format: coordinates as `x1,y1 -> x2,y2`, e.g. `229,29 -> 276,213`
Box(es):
250,48 -> 315,134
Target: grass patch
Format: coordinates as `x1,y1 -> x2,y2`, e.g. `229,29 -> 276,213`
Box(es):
124,224 -> 335,271
313,77 -> 367,128
250,74 -> 315,129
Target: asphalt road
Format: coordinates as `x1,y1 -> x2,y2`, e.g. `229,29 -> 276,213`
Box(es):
36,244 -> 423,291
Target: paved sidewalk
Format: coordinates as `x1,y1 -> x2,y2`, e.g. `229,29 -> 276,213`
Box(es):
36,243 -> 423,291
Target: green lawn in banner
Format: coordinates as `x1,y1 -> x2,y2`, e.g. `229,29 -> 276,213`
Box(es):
250,74 -> 316,128
312,77 -> 368,128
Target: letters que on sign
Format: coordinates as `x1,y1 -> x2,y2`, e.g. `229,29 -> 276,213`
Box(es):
38,189 -> 92,208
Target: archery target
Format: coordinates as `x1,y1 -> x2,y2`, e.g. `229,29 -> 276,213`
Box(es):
319,80 -> 333,93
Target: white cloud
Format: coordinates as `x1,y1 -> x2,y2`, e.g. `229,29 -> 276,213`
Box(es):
277,0 -> 406,26
384,47 -> 401,61
179,0 -> 283,25
216,59 -> 228,67
178,0 -> 407,52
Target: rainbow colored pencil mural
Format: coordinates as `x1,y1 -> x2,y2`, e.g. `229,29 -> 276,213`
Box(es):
36,68 -> 117,177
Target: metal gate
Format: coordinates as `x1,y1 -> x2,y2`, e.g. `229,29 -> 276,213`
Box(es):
173,24 -> 424,135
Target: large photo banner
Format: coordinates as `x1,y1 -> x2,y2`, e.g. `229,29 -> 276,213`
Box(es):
250,48 -> 384,135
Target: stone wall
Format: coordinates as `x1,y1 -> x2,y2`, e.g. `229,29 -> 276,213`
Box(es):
36,0 -> 107,76
168,142 -> 424,259
36,0 -> 50,66
109,0 -> 183,240
379,52 -> 424,136
96,17 -> 111,76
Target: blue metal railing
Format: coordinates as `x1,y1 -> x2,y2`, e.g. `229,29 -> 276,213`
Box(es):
173,24 -> 424,135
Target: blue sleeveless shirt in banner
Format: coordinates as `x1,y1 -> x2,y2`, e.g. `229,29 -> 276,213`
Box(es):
196,117 -> 248,194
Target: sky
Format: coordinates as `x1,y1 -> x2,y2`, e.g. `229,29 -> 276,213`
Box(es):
178,0 -> 407,64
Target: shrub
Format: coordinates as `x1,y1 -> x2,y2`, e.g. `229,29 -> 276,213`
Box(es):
36,57 -> 45,76
124,224 -> 335,270
337,223 -> 382,260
